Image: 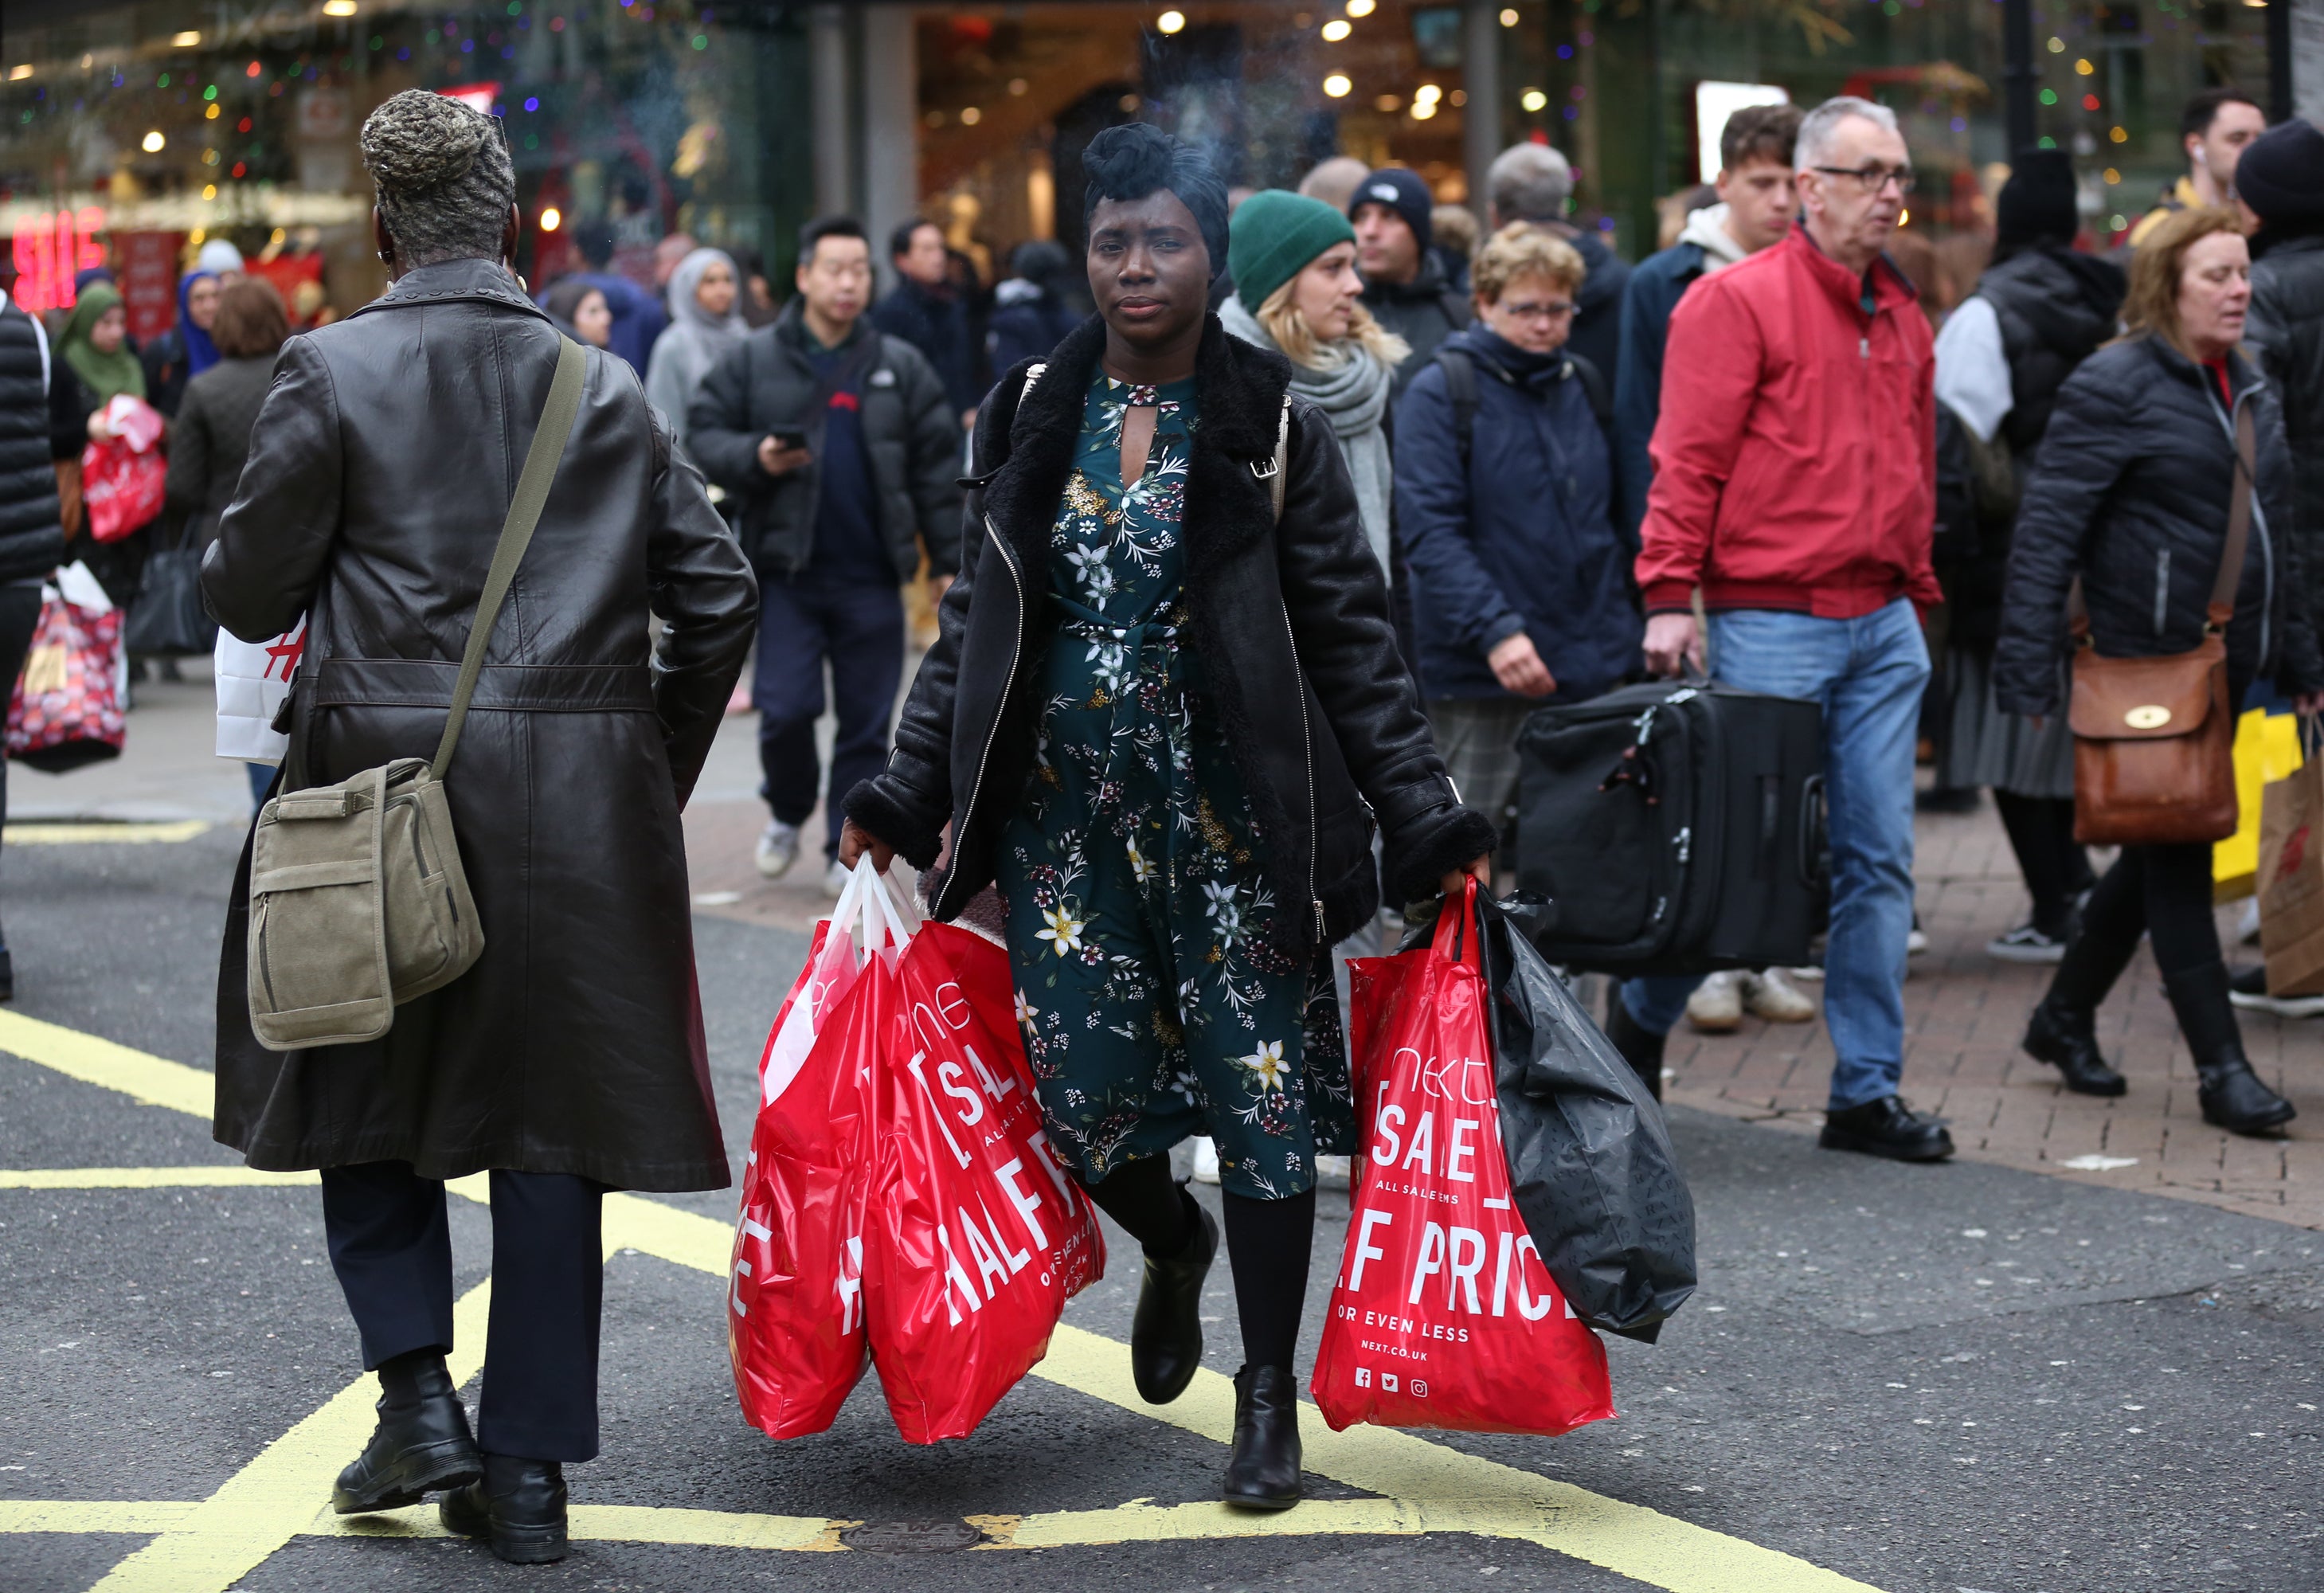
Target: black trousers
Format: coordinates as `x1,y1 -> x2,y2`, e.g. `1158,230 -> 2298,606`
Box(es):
0,581 -> 45,948
753,574 -> 904,862
320,1162 -> 605,1463
2050,840 -> 2223,1004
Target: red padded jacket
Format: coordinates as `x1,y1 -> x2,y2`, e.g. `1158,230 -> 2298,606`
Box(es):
1636,224 -> 1942,619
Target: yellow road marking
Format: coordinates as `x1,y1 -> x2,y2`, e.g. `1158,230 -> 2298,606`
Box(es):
0,1167 -> 318,1189
2,1019 -> 1889,1592
0,1502 -> 198,1534
3,820 -> 211,845
83,1281 -> 492,1593
0,1011 -> 217,1118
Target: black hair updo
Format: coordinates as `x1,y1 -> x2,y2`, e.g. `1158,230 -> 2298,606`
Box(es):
1080,123 -> 1230,280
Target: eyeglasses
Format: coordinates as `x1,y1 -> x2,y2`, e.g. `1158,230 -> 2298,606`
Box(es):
1811,164 -> 1917,196
1498,299 -> 1575,322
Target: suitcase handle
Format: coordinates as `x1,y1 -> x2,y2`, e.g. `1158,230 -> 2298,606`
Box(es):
1797,773 -> 1829,888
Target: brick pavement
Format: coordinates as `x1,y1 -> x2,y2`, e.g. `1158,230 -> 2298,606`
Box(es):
1662,793 -> 2324,1229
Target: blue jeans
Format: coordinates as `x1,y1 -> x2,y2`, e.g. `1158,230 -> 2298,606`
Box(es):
1621,599 -> 1930,1110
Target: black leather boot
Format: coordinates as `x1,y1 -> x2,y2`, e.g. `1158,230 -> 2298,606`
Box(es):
1222,1364 -> 1302,1510
440,1454 -> 569,1564
1131,1195 -> 1219,1405
2166,965 -> 2296,1135
331,1351 -> 480,1514
2021,996 -> 2127,1096
1817,1096 -> 1954,1161
1602,992 -> 1665,1101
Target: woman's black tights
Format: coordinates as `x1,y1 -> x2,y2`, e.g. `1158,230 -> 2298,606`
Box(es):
2048,840 -> 2222,1009
1080,1153 -> 1317,1373
1993,791 -> 2095,936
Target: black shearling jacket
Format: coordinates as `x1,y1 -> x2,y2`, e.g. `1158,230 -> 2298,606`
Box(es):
846,314 -> 1495,958
1994,334 -> 2324,717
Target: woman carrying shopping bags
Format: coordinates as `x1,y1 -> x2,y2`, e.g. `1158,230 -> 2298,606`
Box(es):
843,122 -> 1493,1510
1996,206 -> 2324,1130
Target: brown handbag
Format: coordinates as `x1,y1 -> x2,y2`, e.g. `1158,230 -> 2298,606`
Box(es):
2067,401 -> 2254,847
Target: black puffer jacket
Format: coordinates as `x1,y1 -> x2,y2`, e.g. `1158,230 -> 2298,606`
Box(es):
1993,335 -> 2324,716
1935,245 -> 2124,648
687,300 -> 964,582
846,315 -> 1495,958
0,299 -> 65,584
2248,229 -> 2324,587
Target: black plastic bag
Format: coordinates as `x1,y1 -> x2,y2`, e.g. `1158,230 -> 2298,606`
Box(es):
124,546 -> 215,659
1403,890 -> 1696,1341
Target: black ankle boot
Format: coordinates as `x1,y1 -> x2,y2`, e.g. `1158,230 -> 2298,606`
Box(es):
440,1454 -> 569,1564
2022,996 -> 2126,1096
1131,1194 -> 1219,1405
1602,993 -> 1665,1101
331,1352 -> 479,1514
2166,965 -> 2296,1135
1223,1364 -> 1302,1510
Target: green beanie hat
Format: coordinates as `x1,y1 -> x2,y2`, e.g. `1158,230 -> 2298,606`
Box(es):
1227,189 -> 1358,311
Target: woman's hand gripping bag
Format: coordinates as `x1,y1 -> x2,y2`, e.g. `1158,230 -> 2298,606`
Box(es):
1313,882 -> 1615,1436
727,861 -> 894,1439
862,905 -> 1105,1442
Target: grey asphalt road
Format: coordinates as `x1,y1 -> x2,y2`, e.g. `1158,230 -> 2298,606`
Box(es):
2,817 -> 2320,1593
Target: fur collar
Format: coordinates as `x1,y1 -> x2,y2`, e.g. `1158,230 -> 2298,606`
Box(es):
980,313 -> 1294,584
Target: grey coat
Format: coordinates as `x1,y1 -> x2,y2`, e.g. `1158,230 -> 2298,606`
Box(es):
165,354 -> 275,549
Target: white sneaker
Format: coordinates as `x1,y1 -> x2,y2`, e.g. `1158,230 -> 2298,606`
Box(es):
1907,926 -> 1930,956
1743,967 -> 1817,1022
823,857 -> 851,898
1686,969 -> 1743,1032
754,820 -> 800,879
1191,1137 -> 1222,1184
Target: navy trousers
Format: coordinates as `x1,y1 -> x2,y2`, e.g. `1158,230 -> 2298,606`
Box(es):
753,574 -> 905,860
321,1163 -> 604,1463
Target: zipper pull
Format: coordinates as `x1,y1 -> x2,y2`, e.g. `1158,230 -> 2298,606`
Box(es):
1313,898 -> 1328,945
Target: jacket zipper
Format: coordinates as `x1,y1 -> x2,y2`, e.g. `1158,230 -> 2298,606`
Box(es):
944,516 -> 1024,915
1279,598 -> 1323,946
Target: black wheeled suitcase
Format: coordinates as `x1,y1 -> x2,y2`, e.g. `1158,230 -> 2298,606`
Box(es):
1513,680 -> 1827,975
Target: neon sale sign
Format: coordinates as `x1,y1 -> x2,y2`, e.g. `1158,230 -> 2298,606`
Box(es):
9,209 -> 108,315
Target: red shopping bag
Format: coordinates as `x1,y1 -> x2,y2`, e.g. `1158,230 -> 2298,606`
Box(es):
80,397 -> 169,544
861,912 -> 1105,1443
726,864 -> 899,1439
1313,881 -> 1615,1436
6,581 -> 125,773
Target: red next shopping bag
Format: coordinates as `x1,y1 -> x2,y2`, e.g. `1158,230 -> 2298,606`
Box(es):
7,575 -> 125,773
861,912 -> 1105,1442
1313,880 -> 1615,1436
726,863 -> 898,1439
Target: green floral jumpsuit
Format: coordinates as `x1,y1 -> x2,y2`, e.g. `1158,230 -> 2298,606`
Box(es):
999,371 -> 1354,1201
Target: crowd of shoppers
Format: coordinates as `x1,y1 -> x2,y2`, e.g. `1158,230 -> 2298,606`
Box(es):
1348,166 -> 1470,386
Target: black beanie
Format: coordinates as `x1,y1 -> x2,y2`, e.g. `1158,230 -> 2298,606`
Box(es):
1349,166 -> 1434,254
2236,118 -> 2324,227
1995,150 -> 2079,249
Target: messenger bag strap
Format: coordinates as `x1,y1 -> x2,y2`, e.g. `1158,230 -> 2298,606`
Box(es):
430,336 -> 586,780
2205,397 -> 2257,632
2066,390 -> 2256,643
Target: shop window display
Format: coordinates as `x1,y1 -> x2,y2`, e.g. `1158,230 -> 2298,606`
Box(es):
2,0 -> 809,339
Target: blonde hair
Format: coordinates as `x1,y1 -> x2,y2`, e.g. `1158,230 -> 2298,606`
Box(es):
1256,275 -> 1410,371
2124,205 -> 2247,358
1471,221 -> 1586,305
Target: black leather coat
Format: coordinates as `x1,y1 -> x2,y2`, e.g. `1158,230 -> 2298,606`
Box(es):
2249,229 -> 2324,593
200,258 -> 759,1192
846,315 -> 1495,958
1993,335 -> 2324,718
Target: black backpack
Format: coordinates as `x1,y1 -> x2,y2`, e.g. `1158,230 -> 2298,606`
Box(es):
1514,679 -> 1829,976
1432,344 -> 1613,468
